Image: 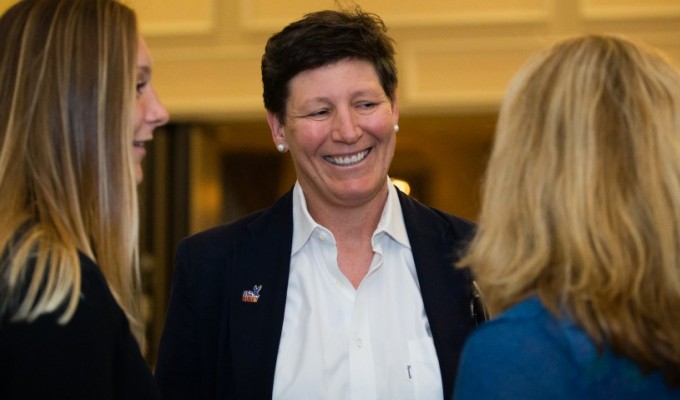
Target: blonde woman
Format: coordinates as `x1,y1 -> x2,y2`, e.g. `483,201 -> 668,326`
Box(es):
0,0 -> 166,398
454,35 -> 680,399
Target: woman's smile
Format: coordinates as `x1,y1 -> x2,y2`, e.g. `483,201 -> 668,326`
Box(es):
324,148 -> 372,166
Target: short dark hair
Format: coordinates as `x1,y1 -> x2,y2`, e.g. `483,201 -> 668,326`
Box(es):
261,8 -> 397,124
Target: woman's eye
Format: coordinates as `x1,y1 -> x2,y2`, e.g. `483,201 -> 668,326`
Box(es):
136,81 -> 148,96
307,109 -> 329,118
357,102 -> 377,110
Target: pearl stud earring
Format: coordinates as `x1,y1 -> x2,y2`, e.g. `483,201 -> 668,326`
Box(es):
276,143 -> 287,153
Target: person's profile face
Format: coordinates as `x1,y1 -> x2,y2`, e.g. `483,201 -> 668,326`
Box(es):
274,58 -> 399,209
132,36 -> 168,184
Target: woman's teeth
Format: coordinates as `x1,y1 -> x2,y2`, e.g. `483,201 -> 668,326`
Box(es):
325,149 -> 370,166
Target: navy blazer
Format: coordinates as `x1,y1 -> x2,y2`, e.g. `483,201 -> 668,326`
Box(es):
156,188 -> 478,399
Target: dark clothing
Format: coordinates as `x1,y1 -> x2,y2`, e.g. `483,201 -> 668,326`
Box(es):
0,254 -> 160,399
156,188 -> 479,399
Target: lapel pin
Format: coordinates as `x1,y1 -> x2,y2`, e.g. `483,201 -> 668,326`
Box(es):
241,285 -> 262,303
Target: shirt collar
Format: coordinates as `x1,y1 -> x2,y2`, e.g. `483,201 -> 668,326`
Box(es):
291,182 -> 321,255
376,179 -> 411,249
291,178 -> 411,255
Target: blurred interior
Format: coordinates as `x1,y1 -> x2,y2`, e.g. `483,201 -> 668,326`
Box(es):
137,0 -> 680,366
1,0 -> 676,365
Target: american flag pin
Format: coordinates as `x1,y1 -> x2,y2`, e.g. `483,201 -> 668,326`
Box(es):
241,285 -> 262,303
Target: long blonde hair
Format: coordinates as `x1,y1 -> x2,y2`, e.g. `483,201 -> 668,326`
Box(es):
460,35 -> 680,386
0,0 -> 145,348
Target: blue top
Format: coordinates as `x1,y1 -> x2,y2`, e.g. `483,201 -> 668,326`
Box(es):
453,296 -> 680,400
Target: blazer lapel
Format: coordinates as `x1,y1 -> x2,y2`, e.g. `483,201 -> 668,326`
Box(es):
398,190 -> 475,398
226,191 -> 294,398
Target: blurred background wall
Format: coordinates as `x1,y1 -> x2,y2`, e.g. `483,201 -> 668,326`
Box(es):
2,0 -> 679,365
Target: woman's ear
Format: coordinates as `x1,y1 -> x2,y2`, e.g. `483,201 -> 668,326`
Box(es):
266,111 -> 286,147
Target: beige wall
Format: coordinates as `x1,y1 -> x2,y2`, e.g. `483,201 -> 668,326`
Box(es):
124,0 -> 680,227
116,0 -> 680,227
2,0 -> 679,222
119,0 -> 680,121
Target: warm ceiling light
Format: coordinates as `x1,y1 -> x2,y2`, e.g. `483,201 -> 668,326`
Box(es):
391,178 -> 411,195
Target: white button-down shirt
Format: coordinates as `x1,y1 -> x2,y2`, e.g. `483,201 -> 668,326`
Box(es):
272,180 -> 443,400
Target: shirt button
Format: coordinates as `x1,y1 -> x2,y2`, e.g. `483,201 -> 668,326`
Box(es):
318,232 -> 327,241
355,338 -> 363,348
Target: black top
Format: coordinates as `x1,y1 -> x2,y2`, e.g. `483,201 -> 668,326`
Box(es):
0,254 -> 160,399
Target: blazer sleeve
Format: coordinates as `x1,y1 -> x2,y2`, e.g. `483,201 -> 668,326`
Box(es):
155,240 -> 201,399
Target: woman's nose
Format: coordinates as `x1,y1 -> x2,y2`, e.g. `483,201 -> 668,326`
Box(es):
147,87 -> 169,127
331,109 -> 361,143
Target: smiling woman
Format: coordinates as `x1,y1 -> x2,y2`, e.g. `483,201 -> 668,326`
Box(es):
268,58 -> 398,219
0,0 -> 163,398
156,7 -> 484,400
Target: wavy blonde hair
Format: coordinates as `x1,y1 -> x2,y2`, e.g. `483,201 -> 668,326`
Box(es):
460,35 -> 680,386
0,0 -> 145,349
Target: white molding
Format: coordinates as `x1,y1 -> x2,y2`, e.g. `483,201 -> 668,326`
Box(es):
400,36 -> 549,105
238,0 -> 553,32
140,21 -> 216,36
579,0 -> 680,20
130,0 -> 218,37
